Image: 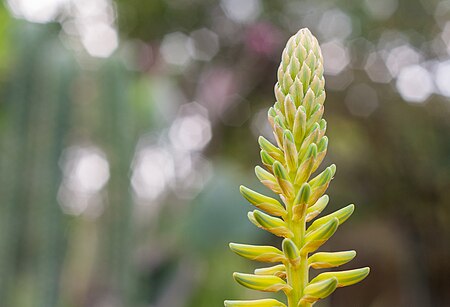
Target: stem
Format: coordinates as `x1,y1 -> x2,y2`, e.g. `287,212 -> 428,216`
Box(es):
286,197 -> 310,307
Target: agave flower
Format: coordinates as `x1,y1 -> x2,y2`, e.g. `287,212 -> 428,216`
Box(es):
225,28 -> 369,307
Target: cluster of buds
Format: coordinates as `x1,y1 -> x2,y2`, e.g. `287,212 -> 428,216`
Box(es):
225,28 -> 369,307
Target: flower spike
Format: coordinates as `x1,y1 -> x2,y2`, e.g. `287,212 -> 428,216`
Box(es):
226,28 -> 369,307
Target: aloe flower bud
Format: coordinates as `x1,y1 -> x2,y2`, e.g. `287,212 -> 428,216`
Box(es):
226,28 -> 369,307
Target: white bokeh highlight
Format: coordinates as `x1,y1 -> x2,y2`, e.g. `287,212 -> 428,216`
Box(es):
321,40 -> 350,75
435,60 -> 450,97
396,65 -> 434,103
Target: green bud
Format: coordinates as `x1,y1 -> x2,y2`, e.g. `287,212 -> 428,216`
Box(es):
254,166 -> 282,194
300,123 -> 320,157
308,250 -> 356,269
295,144 -> 317,185
306,194 -> 329,222
310,75 -> 322,95
293,106 -> 307,145
282,238 -> 300,266
240,185 -> 286,217
316,91 -> 326,105
283,130 -> 297,173
273,117 -> 286,148
318,119 -> 327,140
309,165 -> 335,189
308,165 -> 335,205
233,272 -> 292,293
289,56 -> 301,79
312,137 -> 328,172
229,243 -> 285,263
273,161 -> 294,199
282,72 -> 294,93
289,78 -> 304,107
307,204 -> 355,234
225,299 -> 287,307
274,83 -> 285,105
301,217 -> 339,255
300,277 -> 338,304
284,95 -> 296,127
316,136 -> 328,153
307,104 -> 323,128
293,183 -> 311,220
310,267 -> 370,288
295,183 -> 311,206
253,210 -> 293,238
299,62 -> 311,93
260,150 -> 275,171
254,264 -> 286,279
305,51 -> 317,75
258,136 -> 285,163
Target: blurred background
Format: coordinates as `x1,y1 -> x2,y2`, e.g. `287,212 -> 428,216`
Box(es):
0,0 -> 449,306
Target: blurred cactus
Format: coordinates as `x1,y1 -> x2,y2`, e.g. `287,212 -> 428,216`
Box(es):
225,29 -> 369,307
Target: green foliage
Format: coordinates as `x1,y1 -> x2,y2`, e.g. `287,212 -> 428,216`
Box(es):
225,29 -> 369,307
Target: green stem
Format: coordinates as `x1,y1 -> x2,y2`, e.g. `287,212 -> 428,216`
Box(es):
286,199 -> 310,307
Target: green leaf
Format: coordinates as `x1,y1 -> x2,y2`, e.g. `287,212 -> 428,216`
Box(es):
308,251 -> 356,269
233,272 -> 292,293
224,299 -> 287,307
240,185 -> 286,217
229,243 -> 285,263
310,267 -> 370,287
